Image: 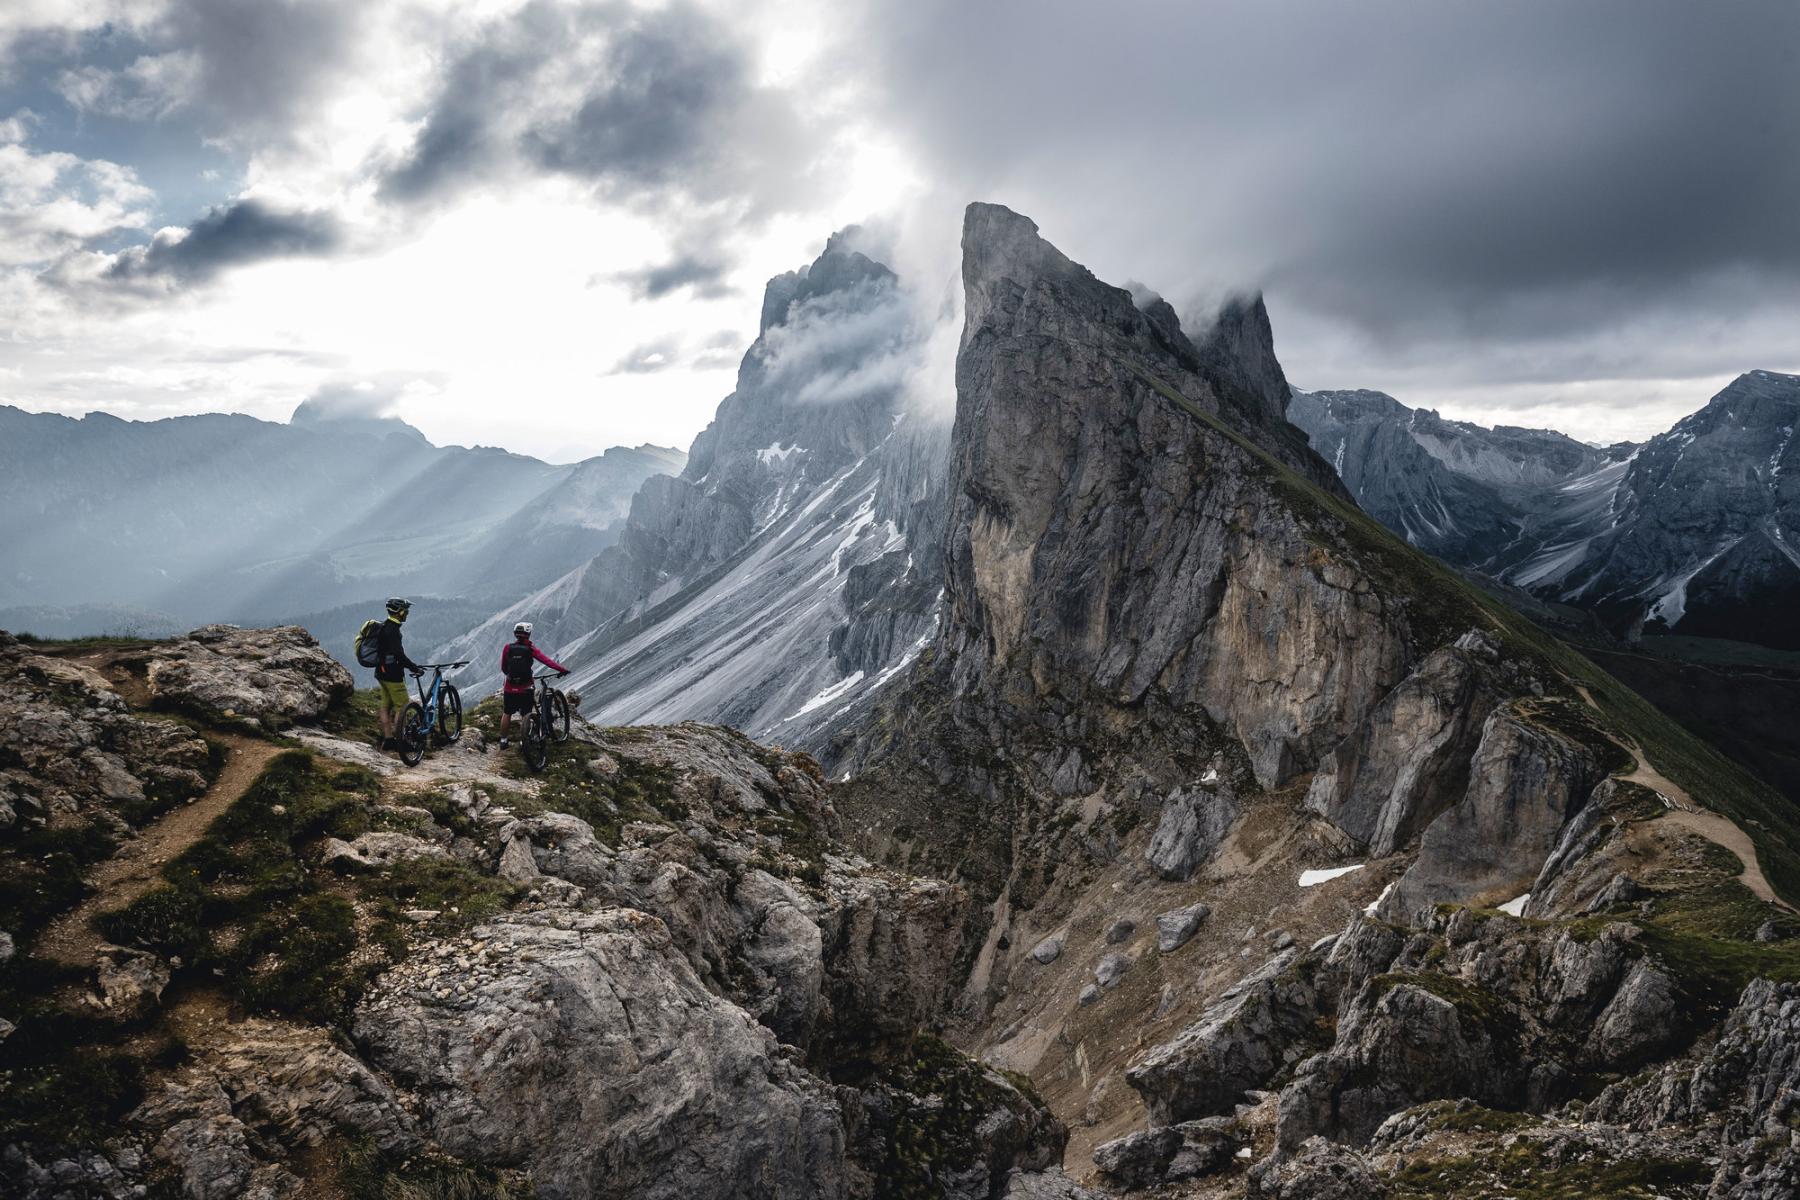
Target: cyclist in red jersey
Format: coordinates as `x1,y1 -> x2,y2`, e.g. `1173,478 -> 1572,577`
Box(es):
497,621 -> 568,749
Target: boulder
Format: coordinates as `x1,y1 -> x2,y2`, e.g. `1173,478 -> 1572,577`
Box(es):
1093,1117 -> 1239,1188
320,831 -> 450,871
1584,960 -> 1680,1070
1095,952 -> 1132,988
1247,1136 -> 1388,1200
1029,934 -> 1064,964
1277,976 -> 1520,1149
1156,901 -> 1211,952
95,945 -> 170,1013
1104,917 -> 1136,944
1146,787 -> 1238,881
143,625 -> 353,725
1000,1167 -> 1103,1199
1128,949 -> 1316,1125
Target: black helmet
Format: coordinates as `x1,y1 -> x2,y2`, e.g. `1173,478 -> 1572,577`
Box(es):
386,597 -> 411,617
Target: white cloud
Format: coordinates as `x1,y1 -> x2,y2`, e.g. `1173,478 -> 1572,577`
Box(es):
56,50 -> 201,120
0,140 -> 153,266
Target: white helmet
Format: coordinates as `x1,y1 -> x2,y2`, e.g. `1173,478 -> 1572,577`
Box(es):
514,621 -> 532,637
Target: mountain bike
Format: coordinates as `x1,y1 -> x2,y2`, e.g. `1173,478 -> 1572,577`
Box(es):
520,668 -> 570,773
396,661 -> 470,767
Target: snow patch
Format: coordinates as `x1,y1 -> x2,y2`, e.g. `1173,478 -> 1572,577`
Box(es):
788,670 -> 866,721
1364,882 -> 1394,916
1299,864 -> 1364,888
1497,893 -> 1530,916
757,443 -> 803,465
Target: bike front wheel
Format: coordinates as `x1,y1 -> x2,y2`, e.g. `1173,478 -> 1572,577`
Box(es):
522,713 -> 549,773
438,684 -> 463,744
398,703 -> 426,767
550,689 -> 571,742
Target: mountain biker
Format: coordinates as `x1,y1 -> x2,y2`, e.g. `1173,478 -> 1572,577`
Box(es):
375,597 -> 423,752
498,621 -> 568,750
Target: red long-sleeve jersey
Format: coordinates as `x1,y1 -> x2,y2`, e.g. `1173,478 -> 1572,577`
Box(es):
500,640 -> 568,694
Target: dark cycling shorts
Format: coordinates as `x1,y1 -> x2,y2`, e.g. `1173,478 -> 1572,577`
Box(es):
503,690 -> 533,716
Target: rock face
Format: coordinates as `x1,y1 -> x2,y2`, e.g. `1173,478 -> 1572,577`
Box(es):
934,203 -> 1401,792
141,625 -> 354,725
1289,370 -> 1800,650
0,631 -> 212,832
1127,949 -> 1319,1126
356,908 -> 849,1200
438,231 -> 950,755
1379,702 -> 1608,921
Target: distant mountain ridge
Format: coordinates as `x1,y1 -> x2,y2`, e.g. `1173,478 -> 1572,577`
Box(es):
1289,371 -> 1800,648
0,403 -> 683,642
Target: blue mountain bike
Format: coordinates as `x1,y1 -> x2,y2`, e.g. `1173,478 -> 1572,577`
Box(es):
397,661 -> 470,767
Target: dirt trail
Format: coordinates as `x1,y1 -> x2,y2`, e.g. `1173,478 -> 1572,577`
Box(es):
37,731 -> 283,967
1574,684 -> 1790,911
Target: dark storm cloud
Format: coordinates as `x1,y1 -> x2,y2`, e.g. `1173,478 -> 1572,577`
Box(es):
854,0 -> 1800,390
611,253 -> 735,300
382,0 -> 816,217
104,199 -> 342,285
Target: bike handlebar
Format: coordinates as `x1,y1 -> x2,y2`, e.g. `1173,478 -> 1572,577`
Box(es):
534,669 -> 570,680
418,661 -> 470,670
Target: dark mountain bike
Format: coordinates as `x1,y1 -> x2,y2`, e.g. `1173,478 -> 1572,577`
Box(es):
397,661 -> 469,767
521,668 -> 571,773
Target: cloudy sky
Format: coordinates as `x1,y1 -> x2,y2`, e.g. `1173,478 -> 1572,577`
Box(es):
2,0 -> 1796,460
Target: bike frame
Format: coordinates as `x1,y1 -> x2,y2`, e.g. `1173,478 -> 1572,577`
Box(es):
412,668 -> 444,734
409,661 -> 469,737
533,670 -> 562,728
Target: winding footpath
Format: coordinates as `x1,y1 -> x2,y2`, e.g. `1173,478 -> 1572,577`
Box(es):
1574,684 -> 1790,911
36,732 -> 283,968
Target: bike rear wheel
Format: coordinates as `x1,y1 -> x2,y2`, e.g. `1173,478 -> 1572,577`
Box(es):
438,684 -> 463,744
398,703 -> 426,767
522,712 -> 549,773
550,689 -> 571,742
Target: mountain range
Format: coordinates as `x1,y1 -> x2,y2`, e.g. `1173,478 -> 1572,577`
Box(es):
1288,372 -> 1800,649
0,403 -> 682,659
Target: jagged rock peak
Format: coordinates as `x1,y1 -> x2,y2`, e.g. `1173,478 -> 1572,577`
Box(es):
1192,291 -> 1292,424
758,227 -> 898,335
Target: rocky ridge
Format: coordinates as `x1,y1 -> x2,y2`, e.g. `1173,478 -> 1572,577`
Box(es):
0,628 -> 1074,1199
1288,372 -> 1800,650
835,204 -> 1799,1197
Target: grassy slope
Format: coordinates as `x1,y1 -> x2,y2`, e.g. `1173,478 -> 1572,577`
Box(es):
1135,366 -> 1800,905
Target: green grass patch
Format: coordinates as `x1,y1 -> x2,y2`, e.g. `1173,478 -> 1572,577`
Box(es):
0,822 -> 117,944
94,751 -> 458,1026
1421,1101 -> 1541,1135
363,857 -> 520,928
858,1034 -> 1050,1200
338,1136 -> 534,1200
1391,1139 -> 1707,1199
